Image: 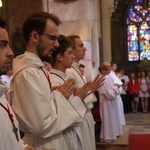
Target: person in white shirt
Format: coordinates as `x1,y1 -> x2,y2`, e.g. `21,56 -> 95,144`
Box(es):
118,69 -> 130,113
1,66 -> 13,88
0,16 -> 34,150
1,66 -> 13,99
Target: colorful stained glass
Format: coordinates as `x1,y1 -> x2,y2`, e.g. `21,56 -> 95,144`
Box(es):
139,22 -> 150,60
127,0 -> 150,61
127,25 -> 139,61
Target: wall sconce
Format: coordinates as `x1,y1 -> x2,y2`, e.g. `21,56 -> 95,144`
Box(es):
0,0 -> 2,7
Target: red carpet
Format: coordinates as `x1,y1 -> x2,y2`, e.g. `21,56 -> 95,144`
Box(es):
129,134 -> 150,150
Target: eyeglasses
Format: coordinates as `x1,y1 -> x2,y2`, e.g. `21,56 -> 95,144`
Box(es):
43,34 -> 59,42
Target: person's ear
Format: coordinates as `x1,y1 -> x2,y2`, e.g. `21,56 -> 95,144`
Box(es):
57,53 -> 63,62
30,31 -> 39,42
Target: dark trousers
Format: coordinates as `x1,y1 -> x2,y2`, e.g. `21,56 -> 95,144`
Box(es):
121,94 -> 131,113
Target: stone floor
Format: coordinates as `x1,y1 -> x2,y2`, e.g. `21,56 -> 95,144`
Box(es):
96,112 -> 150,150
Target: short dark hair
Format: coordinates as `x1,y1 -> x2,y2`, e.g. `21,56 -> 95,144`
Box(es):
0,17 -> 6,28
98,65 -> 108,73
52,34 -> 72,64
79,64 -> 85,68
22,11 -> 61,42
67,35 -> 80,49
110,61 -> 116,66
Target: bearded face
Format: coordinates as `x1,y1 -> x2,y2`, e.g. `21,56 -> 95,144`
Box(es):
36,38 -> 53,62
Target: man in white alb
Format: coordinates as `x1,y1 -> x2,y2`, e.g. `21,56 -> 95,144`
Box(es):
9,12 -> 87,150
66,35 -> 103,150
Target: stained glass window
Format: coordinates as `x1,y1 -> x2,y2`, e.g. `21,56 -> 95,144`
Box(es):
127,0 -> 150,61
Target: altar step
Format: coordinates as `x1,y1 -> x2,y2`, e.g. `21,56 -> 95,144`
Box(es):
96,143 -> 127,150
96,124 -> 150,150
96,125 -> 129,150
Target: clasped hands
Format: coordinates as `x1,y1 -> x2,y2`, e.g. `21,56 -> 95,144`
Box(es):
53,74 -> 105,100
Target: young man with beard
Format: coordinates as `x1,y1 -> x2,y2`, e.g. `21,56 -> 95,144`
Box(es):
66,35 -> 102,150
0,17 -> 34,150
9,12 -> 86,150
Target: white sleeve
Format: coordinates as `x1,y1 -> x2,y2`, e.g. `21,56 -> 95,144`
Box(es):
10,68 -> 81,138
21,139 -> 28,150
101,78 -> 117,100
68,95 -> 86,118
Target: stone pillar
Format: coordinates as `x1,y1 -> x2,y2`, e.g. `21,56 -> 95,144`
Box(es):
101,0 -> 114,62
44,0 -> 101,81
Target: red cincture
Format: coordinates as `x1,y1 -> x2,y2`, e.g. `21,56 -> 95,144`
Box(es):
40,67 -> 52,90
71,66 -> 86,83
0,103 -> 19,141
50,72 -> 65,82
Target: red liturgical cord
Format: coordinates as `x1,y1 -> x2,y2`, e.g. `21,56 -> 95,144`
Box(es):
0,102 -> 19,141
50,72 -> 65,82
40,67 -> 52,90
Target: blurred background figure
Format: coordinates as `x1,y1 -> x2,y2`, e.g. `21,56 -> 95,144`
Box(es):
98,62 -> 122,143
109,62 -> 126,126
147,72 -> 150,91
118,69 -> 129,113
79,64 -> 87,82
128,72 -> 139,113
1,64 -> 13,88
147,71 -> 150,111
139,71 -> 149,112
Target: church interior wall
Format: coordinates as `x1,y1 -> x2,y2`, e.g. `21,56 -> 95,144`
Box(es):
45,0 -> 102,81
0,0 -> 115,79
0,0 -> 43,55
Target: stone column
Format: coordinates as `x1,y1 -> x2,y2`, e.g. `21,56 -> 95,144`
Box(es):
101,0 -> 114,62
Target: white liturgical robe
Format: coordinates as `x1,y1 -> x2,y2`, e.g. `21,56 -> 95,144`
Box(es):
109,71 -> 126,126
0,80 -> 27,150
9,52 -> 82,150
66,62 -> 96,150
98,74 -> 121,140
51,68 -> 86,150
